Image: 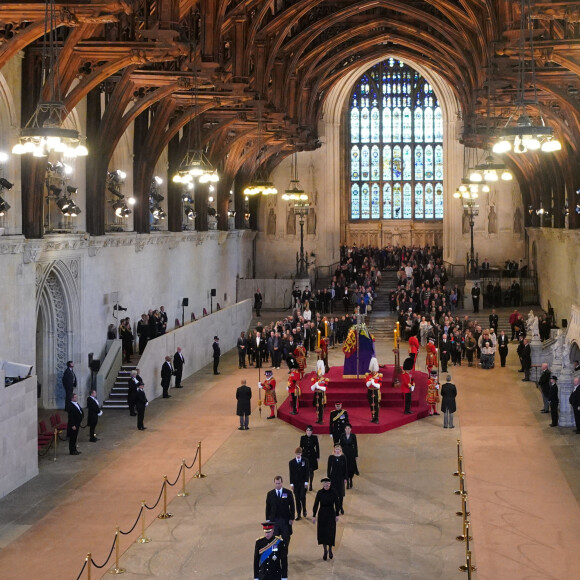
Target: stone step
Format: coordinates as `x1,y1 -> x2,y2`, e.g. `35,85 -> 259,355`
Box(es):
102,402 -> 129,409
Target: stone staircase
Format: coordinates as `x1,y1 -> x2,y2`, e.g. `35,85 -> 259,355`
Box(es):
102,364 -> 136,409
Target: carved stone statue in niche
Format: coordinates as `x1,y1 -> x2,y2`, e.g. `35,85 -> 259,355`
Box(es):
286,207 -> 296,235
462,210 -> 470,234
513,207 -> 522,235
267,208 -> 276,236
307,208 -> 316,235
488,205 -> 497,234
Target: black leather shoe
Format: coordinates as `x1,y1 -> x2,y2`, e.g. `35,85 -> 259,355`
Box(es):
89,438 -> 98,442
329,549 -> 333,559
70,450 -> 81,455
295,516 -> 301,521
130,412 -> 137,416
303,511 -> 307,517
174,386 -> 183,389
238,427 -> 244,430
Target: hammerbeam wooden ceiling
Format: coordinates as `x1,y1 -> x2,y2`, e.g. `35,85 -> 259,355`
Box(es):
1,0 -> 580,231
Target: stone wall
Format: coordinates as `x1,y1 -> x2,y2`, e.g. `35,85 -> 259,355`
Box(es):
0,374 -> 38,498
237,279 -> 294,309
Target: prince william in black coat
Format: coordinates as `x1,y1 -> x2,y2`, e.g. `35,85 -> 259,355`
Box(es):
265,476 -> 295,549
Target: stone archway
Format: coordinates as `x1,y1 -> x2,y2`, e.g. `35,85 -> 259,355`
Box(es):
35,259 -> 81,409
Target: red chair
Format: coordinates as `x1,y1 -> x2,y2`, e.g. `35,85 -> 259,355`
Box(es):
175,318 -> 181,328
191,312 -> 196,321
38,423 -> 53,445
216,303 -> 221,311
51,413 -> 67,430
203,308 -> 208,316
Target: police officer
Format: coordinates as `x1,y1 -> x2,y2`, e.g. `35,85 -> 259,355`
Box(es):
253,521 -> 288,580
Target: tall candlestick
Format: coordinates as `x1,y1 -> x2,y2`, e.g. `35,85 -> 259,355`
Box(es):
317,330 -> 321,349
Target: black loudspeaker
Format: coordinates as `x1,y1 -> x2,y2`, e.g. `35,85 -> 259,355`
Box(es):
90,360 -> 101,373
182,297 -> 189,306
562,319 -> 568,328
211,288 -> 217,296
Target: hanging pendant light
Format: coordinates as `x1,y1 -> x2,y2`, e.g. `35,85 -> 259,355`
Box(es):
12,0 -> 87,158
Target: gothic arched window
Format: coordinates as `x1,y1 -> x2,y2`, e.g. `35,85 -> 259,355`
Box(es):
349,59 -> 443,220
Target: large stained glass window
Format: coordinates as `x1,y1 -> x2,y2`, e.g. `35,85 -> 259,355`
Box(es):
349,59 -> 443,220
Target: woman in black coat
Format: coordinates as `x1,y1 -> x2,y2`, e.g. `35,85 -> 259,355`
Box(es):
338,424 -> 359,489
299,425 -> 320,490
312,477 -> 340,560
327,445 -> 348,514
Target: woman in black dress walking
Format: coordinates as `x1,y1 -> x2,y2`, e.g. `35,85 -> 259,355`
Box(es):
327,444 -> 348,514
312,477 -> 340,560
299,425 -> 320,491
339,424 -> 359,489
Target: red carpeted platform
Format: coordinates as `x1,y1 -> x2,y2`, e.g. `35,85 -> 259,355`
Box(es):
277,365 -> 430,434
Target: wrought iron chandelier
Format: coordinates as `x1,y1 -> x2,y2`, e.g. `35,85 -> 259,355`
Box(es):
492,0 -> 561,155
12,0 -> 87,158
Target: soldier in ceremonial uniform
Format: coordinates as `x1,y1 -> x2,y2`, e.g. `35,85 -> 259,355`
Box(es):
287,367 -> 301,415
299,425 -> 320,491
253,521 -> 288,580
329,402 -> 349,444
425,337 -> 437,374
365,357 -> 382,423
293,341 -> 307,378
399,357 -> 415,414
408,334 -> 420,368
426,370 -> 440,416
259,370 -> 277,419
311,361 -> 329,424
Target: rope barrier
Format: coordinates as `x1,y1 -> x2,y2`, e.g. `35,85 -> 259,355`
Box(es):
89,535 -> 117,569
73,440 -> 207,579
119,506 -> 143,536
37,436 -> 55,458
166,464 -> 183,487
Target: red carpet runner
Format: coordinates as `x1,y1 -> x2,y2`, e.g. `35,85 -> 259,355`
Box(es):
277,365 -> 430,434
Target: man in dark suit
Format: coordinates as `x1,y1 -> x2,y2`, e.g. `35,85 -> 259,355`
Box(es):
521,338 -> 532,382
537,363 -> 551,413
254,288 -> 263,317
86,389 -> 102,442
62,360 -> 77,409
212,336 -> 221,375
489,309 -> 499,334
135,383 -> 148,430
265,476 -> 295,549
161,355 -> 173,398
67,393 -> 84,455
237,331 -> 247,368
299,425 -> 320,491
235,379 -> 252,430
549,375 -> 559,427
289,448 -> 310,519
569,377 -> 580,434
497,330 -> 509,367
255,332 -> 264,369
253,522 -> 288,580
128,370 -> 143,416
471,283 -> 481,313
173,347 -> 185,388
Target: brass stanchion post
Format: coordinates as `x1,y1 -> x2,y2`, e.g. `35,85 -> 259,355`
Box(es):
157,476 -> 173,519
456,516 -> 473,543
109,527 -> 126,574
194,441 -> 207,478
456,493 -> 470,517
86,553 -> 91,580
453,439 -> 462,476
454,472 -> 467,495
460,547 -> 477,573
177,459 -> 189,497
53,428 -> 58,462
136,501 -> 151,544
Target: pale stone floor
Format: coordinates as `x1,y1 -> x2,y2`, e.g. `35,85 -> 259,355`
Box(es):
0,307 -> 579,579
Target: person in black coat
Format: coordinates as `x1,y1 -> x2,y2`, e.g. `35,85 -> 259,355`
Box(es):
339,424 -> 359,489
299,425 -> 320,491
289,448 -> 310,520
265,476 -> 295,549
439,335 -> 451,373
161,355 -> 173,398
537,363 -> 551,413
66,393 -> 84,455
521,338 -> 532,381
235,379 -> 252,430
135,384 -> 148,430
497,330 -> 509,367
440,375 -> 457,429
569,377 -> 580,434
128,369 -> 143,416
173,347 -> 185,388
253,522 -> 287,580
312,477 -> 340,561
327,445 -> 348,515
86,389 -> 102,442
471,283 -> 480,313
237,331 -> 247,368
62,361 -> 77,410
489,310 -> 499,334
212,336 -> 221,375
549,375 -> 559,427
254,289 -> 263,317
